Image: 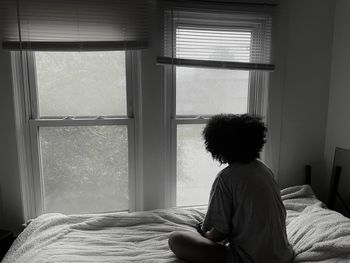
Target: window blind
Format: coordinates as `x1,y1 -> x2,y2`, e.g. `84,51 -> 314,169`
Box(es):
158,5 -> 274,71
1,0 -> 151,51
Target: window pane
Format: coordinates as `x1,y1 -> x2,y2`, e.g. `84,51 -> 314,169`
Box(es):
177,124 -> 225,206
35,51 -> 127,117
176,68 -> 249,115
39,126 -> 128,214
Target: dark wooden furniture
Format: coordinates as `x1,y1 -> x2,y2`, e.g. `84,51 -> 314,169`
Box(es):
327,166 -> 342,210
328,147 -> 350,217
305,165 -> 311,186
0,229 -> 15,261
305,147 -> 350,218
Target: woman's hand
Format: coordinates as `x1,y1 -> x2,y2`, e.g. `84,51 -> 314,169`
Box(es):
203,228 -> 227,242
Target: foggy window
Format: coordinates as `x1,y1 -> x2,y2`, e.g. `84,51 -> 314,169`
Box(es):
35,51 -> 127,117
175,28 -> 249,207
40,126 -> 128,214
176,67 -> 249,115
34,51 -> 130,214
177,124 -> 223,206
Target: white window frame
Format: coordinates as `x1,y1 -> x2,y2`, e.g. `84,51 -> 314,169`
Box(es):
164,16 -> 270,208
12,50 -> 142,220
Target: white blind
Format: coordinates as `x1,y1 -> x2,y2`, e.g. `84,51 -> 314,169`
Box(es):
176,26 -> 252,62
158,7 -> 274,71
1,0 -> 150,51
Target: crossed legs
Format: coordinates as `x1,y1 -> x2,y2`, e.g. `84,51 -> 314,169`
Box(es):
168,231 -> 227,263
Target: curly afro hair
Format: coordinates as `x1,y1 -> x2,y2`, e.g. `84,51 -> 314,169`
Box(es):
202,114 -> 267,164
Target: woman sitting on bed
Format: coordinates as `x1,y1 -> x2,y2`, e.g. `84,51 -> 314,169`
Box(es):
168,114 -> 294,263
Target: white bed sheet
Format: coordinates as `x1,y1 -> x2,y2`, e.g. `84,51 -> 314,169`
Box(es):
3,185 -> 350,262
282,186 -> 350,262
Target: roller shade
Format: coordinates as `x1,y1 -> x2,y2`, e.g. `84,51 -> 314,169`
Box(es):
1,0 -> 150,51
158,4 -> 274,71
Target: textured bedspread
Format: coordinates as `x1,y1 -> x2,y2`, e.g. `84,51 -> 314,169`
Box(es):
3,185 -> 350,262
3,208 -> 204,263
282,186 -> 350,262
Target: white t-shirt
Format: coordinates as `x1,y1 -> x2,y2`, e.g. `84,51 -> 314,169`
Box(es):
202,160 -> 294,263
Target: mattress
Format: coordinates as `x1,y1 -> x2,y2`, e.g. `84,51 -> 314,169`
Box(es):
3,185 -> 350,262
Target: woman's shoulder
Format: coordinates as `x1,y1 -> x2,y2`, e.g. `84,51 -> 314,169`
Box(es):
219,160 -> 273,183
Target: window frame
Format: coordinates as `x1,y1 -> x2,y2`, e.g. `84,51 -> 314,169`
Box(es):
12,50 -> 142,219
165,15 -> 269,208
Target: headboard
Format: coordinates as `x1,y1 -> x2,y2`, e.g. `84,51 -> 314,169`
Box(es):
305,165 -> 311,186
328,147 -> 350,217
305,148 -> 350,217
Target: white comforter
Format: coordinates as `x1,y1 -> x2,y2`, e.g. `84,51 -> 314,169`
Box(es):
3,185 -> 350,262
282,186 -> 350,262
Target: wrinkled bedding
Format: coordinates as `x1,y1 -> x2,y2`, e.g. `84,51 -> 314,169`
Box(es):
282,186 -> 350,262
3,185 -> 350,262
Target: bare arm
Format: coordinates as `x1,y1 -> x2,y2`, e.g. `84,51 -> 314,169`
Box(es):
203,227 -> 227,242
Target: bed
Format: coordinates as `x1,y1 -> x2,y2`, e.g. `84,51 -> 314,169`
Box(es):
4,154 -> 350,263
3,183 -> 350,263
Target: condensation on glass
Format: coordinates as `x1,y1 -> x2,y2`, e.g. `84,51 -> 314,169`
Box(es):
175,67 -> 247,206
176,67 -> 249,115
34,51 -> 129,214
35,51 -> 127,117
176,124 -> 224,207
39,126 -> 128,214
175,26 -> 249,206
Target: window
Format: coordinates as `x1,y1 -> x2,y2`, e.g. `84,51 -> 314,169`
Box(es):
175,68 -> 249,207
162,9 -> 273,207
15,51 -> 139,215
7,1 -> 274,218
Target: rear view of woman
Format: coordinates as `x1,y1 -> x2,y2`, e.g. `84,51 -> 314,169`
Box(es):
168,114 -> 294,263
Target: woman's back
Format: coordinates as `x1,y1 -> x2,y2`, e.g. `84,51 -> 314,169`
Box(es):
169,114 -> 294,263
203,160 -> 294,263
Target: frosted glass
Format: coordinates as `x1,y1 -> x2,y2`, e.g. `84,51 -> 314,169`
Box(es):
176,67 -> 249,115
177,124 -> 225,206
39,126 -> 128,214
35,51 -> 127,117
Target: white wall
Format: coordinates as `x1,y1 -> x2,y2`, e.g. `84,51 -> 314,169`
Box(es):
270,0 -> 335,201
140,8 -> 167,210
0,49 -> 24,233
0,0 -> 336,232
324,0 -> 350,201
